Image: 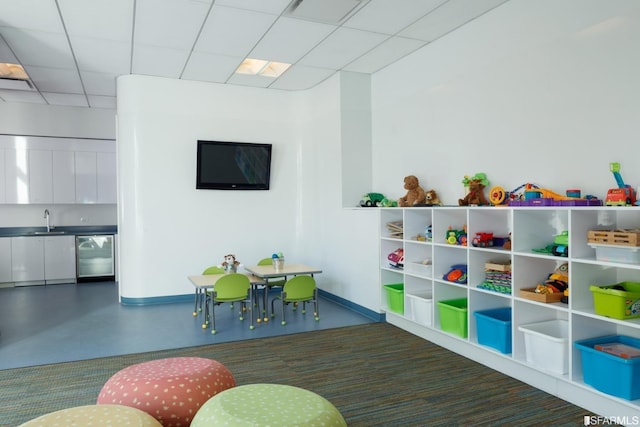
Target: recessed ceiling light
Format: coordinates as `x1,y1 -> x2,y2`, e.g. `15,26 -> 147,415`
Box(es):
0,63 -> 29,80
235,58 -> 291,78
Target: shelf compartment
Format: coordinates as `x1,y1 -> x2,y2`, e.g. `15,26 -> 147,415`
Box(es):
407,291 -> 433,327
474,307 -> 512,354
518,319 -> 569,375
438,298 -> 468,338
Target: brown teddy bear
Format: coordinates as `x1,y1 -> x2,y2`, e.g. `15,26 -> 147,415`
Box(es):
398,175 -> 426,207
459,179 -> 488,206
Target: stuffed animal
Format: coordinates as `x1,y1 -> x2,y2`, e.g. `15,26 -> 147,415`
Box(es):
222,254 -> 240,273
424,189 -> 442,206
398,175 -> 426,207
459,179 -> 489,206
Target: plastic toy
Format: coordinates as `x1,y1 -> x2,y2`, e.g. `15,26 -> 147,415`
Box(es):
360,192 -> 386,207
459,173 -> 489,206
535,262 -> 568,303
507,183 -> 602,206
387,248 -> 404,269
605,162 -> 637,206
446,226 -> 467,245
443,264 -> 468,284
472,232 -> 494,247
551,231 -> 569,257
489,183 -> 539,205
398,175 -> 427,207
380,198 -> 398,207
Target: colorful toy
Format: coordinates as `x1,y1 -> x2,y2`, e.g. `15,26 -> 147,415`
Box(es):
472,232 -> 494,247
398,175 -> 427,207
446,226 -> 467,246
551,231 -> 569,257
424,189 -> 442,206
489,183 -> 539,205
387,248 -> 404,269
360,192 -> 386,207
605,162 -> 637,206
380,198 -> 398,207
443,264 -> 468,284
508,183 -> 602,206
535,262 -> 568,303
222,254 -> 240,273
459,173 -> 489,206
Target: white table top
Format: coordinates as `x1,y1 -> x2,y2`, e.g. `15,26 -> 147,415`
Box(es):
188,273 -> 263,289
243,263 -> 322,278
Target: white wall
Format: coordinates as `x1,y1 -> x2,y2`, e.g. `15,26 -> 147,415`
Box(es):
0,103 -> 117,227
371,0 -> 640,205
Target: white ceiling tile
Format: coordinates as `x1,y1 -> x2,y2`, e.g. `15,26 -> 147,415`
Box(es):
269,64 -> 335,90
80,71 -> 118,96
71,37 -> 131,74
23,66 -> 83,93
215,0 -> 291,15
343,0 -> 446,34
58,0 -> 134,42
132,45 -> 191,78
298,27 -> 388,69
344,36 -> 426,73
399,0 -> 509,42
0,89 -> 46,104
182,52 -> 242,83
0,28 -> 76,68
134,0 -> 211,50
226,72 -> 274,88
0,1 -> 64,33
195,6 -> 277,57
42,92 -> 88,107
286,0 -> 363,24
250,17 -> 336,63
87,95 -> 117,109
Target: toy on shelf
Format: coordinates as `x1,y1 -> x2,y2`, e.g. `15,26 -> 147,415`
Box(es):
605,162 -> 638,206
443,264 -> 468,284
459,173 -> 489,206
489,183 -> 539,205
387,248 -> 404,269
534,262 -> 569,304
423,189 -> 442,206
532,231 -> 569,257
360,192 -> 385,207
380,198 -> 398,207
398,175 -> 427,207
446,225 -> 467,246
222,254 -> 240,273
472,232 -> 494,247
508,183 -> 602,206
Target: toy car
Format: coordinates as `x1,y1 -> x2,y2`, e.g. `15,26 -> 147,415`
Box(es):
360,192 -> 386,207
551,231 -> 568,257
472,232 -> 494,247
443,264 -> 467,284
387,248 -> 404,269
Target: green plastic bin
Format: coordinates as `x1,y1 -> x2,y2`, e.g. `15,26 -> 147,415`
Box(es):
590,282 -> 640,320
438,298 -> 468,338
384,283 -> 404,314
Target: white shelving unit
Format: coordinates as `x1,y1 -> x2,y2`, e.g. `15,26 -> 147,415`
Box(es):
379,206 -> 640,420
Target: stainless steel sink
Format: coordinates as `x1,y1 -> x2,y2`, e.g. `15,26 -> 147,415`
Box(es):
33,231 -> 66,235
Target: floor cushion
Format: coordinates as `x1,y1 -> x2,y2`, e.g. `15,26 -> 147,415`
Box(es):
18,404 -> 162,427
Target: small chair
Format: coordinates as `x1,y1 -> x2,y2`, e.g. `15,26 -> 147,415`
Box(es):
205,273 -> 254,334
193,266 -> 225,317
257,257 -> 287,322
271,275 -> 319,325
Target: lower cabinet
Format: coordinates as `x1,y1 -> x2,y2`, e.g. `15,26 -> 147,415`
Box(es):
0,237 -> 11,283
379,206 -> 640,420
9,236 -> 76,285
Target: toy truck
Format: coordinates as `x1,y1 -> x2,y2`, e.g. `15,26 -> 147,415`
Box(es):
606,163 -> 637,206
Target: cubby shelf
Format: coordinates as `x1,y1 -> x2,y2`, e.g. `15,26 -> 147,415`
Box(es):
379,206 -> 640,420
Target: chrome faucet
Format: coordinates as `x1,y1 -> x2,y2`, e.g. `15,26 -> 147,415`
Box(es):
44,209 -> 51,232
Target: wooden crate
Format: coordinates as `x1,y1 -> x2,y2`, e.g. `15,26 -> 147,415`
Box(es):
485,262 -> 511,272
519,288 -> 564,303
588,229 -> 640,247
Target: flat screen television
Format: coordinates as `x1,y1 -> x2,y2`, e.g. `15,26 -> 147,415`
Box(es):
196,140 -> 272,190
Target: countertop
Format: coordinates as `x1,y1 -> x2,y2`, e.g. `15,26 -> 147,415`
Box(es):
0,225 -> 117,237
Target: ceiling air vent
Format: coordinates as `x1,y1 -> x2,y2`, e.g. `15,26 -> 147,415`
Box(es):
285,0 -> 367,24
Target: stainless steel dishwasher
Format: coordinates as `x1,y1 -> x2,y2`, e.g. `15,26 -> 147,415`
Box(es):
76,235 -> 115,281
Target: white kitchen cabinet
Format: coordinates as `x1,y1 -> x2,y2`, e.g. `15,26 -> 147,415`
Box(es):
4,148 -> 29,204
28,149 -> 53,204
97,152 -> 116,204
52,150 -> 76,204
75,151 -> 97,203
0,237 -> 11,283
44,235 -> 76,283
11,236 -> 45,285
379,206 -> 640,420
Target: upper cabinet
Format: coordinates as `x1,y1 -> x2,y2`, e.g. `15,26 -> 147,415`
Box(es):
0,136 -> 116,205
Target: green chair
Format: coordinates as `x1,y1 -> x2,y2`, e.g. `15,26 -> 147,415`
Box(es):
193,266 -> 225,317
257,257 -> 288,322
205,273 -> 254,334
271,275 -> 319,325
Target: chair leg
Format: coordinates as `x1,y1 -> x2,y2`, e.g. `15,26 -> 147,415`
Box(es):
211,298 -> 217,334
193,289 -> 199,316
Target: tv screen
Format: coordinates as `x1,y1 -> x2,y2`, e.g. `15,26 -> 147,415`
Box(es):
196,140 -> 272,190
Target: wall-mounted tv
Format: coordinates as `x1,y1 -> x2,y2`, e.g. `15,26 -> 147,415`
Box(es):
196,140 -> 272,190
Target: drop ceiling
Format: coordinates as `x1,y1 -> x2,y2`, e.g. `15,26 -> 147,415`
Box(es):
0,0 -> 508,109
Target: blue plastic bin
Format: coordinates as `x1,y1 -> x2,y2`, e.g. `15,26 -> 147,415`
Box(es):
474,307 -> 512,354
574,335 -> 640,400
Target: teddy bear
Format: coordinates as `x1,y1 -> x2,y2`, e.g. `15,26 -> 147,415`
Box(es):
458,179 -> 488,206
424,189 -> 441,206
222,254 -> 240,273
398,175 -> 426,207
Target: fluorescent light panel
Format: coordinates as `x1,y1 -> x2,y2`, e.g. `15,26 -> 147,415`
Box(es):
235,58 -> 291,77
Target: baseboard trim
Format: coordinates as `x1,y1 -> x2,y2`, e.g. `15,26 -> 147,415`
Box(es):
317,289 -> 384,322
